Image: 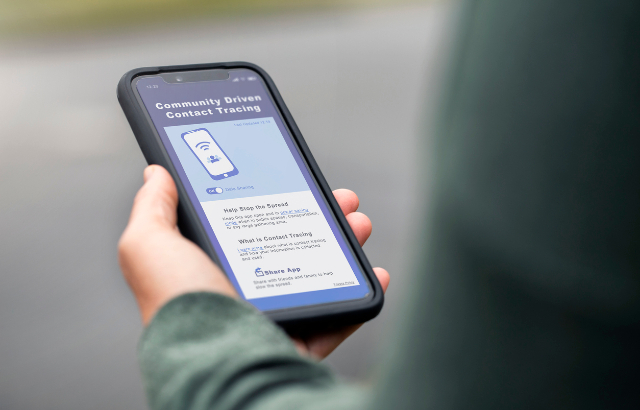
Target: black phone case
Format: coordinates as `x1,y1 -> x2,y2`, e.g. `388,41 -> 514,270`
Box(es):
117,62 -> 383,330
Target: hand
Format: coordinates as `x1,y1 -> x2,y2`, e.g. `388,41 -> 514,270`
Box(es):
118,165 -> 389,358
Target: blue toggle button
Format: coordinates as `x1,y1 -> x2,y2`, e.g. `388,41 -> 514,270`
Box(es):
206,187 -> 224,194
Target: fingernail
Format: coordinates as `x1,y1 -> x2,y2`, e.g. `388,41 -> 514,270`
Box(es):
143,166 -> 156,182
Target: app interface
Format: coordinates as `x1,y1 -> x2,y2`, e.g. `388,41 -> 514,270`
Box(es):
135,69 -> 370,311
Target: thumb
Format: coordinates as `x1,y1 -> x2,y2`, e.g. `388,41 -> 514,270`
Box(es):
128,165 -> 179,230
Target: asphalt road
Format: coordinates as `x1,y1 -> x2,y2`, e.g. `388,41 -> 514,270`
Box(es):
0,3 -> 455,409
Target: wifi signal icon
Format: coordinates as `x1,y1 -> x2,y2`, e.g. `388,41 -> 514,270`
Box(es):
195,141 -> 211,151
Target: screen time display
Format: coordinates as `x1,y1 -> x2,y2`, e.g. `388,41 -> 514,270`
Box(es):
134,69 -> 371,311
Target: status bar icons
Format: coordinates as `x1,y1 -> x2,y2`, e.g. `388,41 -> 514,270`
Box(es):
231,76 -> 257,82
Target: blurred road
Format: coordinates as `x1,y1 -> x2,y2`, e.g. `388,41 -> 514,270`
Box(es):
0,3 -> 455,409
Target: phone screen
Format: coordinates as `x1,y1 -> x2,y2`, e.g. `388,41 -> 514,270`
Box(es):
133,68 -> 371,311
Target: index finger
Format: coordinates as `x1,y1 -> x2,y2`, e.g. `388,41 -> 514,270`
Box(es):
333,189 -> 359,215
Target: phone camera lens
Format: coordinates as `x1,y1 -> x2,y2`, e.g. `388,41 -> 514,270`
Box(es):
176,76 -> 183,82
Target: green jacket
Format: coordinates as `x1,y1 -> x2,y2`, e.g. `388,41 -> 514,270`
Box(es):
141,293 -> 366,410
139,0 -> 640,408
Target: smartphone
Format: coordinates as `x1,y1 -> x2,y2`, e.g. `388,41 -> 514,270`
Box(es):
117,62 -> 383,329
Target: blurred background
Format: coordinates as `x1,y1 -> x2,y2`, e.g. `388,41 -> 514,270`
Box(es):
0,0 -> 457,408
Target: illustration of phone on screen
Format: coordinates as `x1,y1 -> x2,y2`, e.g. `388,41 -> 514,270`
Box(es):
182,128 -> 239,180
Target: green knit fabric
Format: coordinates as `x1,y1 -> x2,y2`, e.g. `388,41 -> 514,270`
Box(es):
139,293 -> 366,410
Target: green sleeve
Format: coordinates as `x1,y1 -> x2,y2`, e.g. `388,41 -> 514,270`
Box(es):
139,292 -> 367,410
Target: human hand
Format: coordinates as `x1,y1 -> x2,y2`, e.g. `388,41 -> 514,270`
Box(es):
118,165 -> 389,358
118,165 -> 237,325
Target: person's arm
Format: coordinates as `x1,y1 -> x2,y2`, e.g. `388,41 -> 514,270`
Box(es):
118,165 -> 389,410
139,293 -> 366,410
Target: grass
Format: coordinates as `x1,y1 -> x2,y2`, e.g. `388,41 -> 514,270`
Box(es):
0,0 -> 414,37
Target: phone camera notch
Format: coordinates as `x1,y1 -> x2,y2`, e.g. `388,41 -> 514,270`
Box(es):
160,70 -> 230,84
